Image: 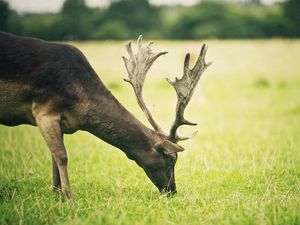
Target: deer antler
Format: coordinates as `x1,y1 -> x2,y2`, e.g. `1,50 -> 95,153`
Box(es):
122,36 -> 211,143
122,35 -> 167,133
167,44 -> 212,142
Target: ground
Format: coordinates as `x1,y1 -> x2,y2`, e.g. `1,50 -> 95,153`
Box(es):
0,40 -> 299,225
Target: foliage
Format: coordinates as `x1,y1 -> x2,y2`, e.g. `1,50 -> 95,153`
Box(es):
283,0 -> 300,37
54,0 -> 95,40
0,0 -> 9,30
100,0 -> 161,39
168,1 -> 282,39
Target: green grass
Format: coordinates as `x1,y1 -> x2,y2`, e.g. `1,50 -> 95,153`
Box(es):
1,40 -> 300,225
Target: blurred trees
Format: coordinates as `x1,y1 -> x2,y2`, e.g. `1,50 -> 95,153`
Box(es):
0,0 -> 9,30
283,0 -> 300,37
168,1 -> 286,39
98,0 -> 161,39
0,0 -> 299,40
54,0 -> 95,40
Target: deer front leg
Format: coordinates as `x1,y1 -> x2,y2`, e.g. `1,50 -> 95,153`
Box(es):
52,156 -> 61,191
34,112 -> 72,199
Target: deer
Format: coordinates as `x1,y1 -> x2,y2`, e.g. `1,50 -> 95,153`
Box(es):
0,31 -> 211,198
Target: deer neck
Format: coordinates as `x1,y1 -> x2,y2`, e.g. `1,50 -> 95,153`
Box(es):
83,91 -> 155,157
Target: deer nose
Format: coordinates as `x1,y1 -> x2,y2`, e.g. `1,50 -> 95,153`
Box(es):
161,188 -> 177,197
160,183 -> 177,196
167,189 -> 177,197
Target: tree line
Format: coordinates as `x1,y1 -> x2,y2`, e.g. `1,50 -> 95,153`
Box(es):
0,0 -> 299,40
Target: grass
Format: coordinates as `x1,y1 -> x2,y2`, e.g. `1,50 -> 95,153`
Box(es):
0,39 -> 300,225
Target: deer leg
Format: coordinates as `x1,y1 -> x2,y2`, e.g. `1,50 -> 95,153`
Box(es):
35,113 -> 72,198
52,156 -> 61,191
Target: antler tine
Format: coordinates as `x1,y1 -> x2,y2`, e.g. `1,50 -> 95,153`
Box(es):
167,44 -> 212,142
122,35 -> 167,133
193,44 -> 213,72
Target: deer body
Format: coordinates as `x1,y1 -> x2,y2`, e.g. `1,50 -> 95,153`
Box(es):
0,32 -> 211,198
1,32 -> 154,145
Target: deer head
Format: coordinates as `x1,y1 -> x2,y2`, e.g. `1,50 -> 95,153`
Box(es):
122,36 -> 211,194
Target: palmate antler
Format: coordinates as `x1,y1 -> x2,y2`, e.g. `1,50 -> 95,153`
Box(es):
122,35 -> 167,133
167,45 -> 212,142
123,36 -> 211,143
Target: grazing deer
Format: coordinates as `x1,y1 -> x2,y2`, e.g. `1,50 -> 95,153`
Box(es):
0,32 -> 211,198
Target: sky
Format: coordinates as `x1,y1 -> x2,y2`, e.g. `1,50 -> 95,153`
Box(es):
7,0 -> 285,14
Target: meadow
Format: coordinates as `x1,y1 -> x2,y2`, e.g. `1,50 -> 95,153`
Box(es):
0,39 -> 299,225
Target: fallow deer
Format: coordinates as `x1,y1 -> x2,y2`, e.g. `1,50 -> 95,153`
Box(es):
0,32 -> 211,198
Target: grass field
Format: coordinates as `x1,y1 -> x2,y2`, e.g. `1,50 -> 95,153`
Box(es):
0,39 -> 300,225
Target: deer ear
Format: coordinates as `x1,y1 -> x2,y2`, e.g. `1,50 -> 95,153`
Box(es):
155,140 -> 184,155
